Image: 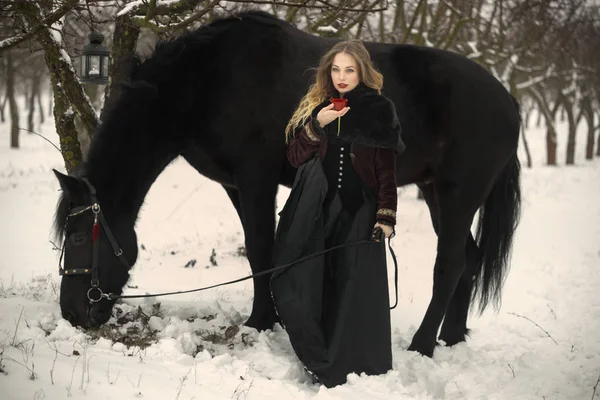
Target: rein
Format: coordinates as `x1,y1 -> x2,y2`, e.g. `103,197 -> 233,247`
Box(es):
59,181 -> 400,310
112,235 -> 399,310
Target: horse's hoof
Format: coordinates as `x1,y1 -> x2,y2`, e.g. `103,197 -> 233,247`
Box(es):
244,312 -> 278,332
439,328 -> 471,347
407,335 -> 438,358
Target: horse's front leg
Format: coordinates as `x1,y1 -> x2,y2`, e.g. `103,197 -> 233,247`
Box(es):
234,161 -> 280,331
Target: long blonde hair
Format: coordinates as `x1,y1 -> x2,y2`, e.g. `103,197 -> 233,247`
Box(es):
285,39 -> 384,141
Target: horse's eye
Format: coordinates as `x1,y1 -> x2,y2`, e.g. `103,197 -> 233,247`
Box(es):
69,232 -> 89,247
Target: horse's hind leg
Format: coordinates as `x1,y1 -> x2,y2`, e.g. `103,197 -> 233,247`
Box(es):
408,181 -> 477,357
438,233 -> 481,346
418,183 -> 482,348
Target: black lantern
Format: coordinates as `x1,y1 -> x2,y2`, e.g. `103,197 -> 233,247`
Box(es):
80,32 -> 110,85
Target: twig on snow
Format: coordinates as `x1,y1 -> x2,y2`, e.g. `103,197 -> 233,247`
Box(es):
592,370 -> 600,400
508,312 -> 558,345
507,363 -> 515,378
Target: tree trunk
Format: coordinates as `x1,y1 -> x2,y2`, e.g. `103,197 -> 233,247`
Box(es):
545,104 -> 560,166
0,62 -> 6,122
547,100 -> 562,166
563,100 -> 577,165
597,123 -> 600,157
52,81 -> 83,174
6,51 -> 20,149
545,124 -> 556,165
101,14 -> 140,119
37,86 -> 45,124
0,84 -> 6,123
521,126 -> 532,168
529,89 -> 557,166
583,102 -> 595,160
48,81 -> 53,118
0,95 -> 5,123
27,75 -> 40,132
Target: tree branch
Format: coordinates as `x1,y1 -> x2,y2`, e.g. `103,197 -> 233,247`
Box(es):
0,0 -> 78,52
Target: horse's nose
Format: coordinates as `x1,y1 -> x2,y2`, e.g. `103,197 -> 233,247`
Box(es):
86,308 -> 110,328
63,311 -> 78,326
85,316 -> 100,329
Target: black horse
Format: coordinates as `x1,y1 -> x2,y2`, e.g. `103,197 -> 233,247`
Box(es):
52,11 -> 521,358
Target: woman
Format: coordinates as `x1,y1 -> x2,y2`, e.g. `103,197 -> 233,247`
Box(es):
270,40 -> 404,387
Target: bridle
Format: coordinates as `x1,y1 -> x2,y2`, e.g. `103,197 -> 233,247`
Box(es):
58,179 -> 130,303
58,179 -> 400,309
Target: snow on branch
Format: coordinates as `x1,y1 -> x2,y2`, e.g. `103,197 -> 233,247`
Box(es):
132,0 -> 220,33
501,54 -> 520,84
117,0 -> 202,17
516,65 -> 556,91
317,26 -> 338,34
515,64 -> 547,74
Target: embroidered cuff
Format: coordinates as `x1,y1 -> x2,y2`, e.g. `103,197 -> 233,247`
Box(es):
376,208 -> 396,226
376,208 -> 396,218
304,120 -> 321,142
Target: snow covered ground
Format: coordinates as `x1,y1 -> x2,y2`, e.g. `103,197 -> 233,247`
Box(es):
0,110 -> 599,400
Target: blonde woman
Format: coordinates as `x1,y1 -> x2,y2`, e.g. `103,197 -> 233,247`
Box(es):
271,40 -> 404,387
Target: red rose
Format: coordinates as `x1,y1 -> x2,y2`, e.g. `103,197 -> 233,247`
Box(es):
331,98 -> 348,111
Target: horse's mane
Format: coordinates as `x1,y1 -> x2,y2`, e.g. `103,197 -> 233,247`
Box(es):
53,191 -> 69,243
128,10 -> 283,88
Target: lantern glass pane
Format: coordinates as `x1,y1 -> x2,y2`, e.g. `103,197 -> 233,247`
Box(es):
88,55 -> 101,77
101,56 -> 110,78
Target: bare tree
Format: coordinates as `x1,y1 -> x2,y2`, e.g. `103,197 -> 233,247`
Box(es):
4,50 -> 20,148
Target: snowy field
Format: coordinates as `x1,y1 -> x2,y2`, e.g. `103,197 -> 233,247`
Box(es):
0,108 -> 599,400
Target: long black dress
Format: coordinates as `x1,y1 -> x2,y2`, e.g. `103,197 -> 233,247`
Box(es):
270,148 -> 392,387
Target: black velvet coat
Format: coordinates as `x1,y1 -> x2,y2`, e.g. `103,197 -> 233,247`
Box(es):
270,156 -> 392,388
286,83 -> 403,226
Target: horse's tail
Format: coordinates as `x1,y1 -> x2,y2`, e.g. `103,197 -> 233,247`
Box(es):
472,97 -> 522,314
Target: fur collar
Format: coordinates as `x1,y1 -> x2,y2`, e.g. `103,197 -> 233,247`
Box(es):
311,83 -> 405,153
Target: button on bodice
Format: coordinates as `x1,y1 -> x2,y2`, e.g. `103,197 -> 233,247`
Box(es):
323,136 -> 364,215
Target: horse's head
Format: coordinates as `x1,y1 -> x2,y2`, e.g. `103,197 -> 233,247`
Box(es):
53,170 -> 138,329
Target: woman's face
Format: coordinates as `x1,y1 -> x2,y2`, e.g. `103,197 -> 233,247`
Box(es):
331,52 -> 360,95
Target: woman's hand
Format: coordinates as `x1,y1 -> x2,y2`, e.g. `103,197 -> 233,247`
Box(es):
373,222 -> 394,241
316,103 -> 350,128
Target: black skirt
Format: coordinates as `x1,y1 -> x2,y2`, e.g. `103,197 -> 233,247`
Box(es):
271,159 -> 392,387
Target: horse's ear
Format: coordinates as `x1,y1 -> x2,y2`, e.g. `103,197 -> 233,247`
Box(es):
53,169 -> 86,203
